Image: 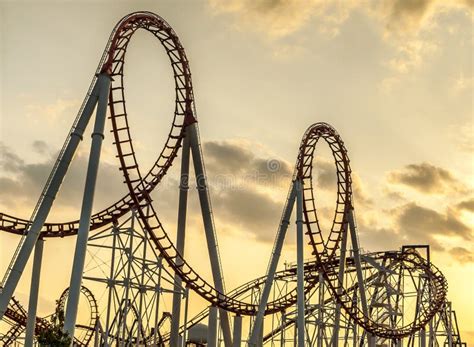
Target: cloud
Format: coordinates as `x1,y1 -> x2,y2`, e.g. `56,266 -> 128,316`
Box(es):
201,140 -> 296,242
208,0 -> 472,76
358,223 -> 402,253
385,38 -> 438,73
213,187 -> 284,242
456,198 -> 474,212
383,187 -> 406,202
387,162 -> 466,194
455,123 -> 474,153
208,1 -> 472,39
26,98 -> 80,124
376,0 -> 473,36
32,140 -> 50,155
314,158 -> 335,188
0,138 -> 295,243
0,141 -> 125,214
0,143 -> 25,173
313,157 -> 372,207
381,0 -> 434,33
357,200 -> 473,253
208,0 -> 349,40
204,140 -> 254,173
449,246 -> 474,263
203,140 -> 293,190
395,202 -> 472,244
453,73 -> 473,93
352,175 -> 374,207
373,0 -> 472,76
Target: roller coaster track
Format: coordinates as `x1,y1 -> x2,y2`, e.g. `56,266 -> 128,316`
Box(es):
160,250 -> 445,344
0,11 -> 448,340
57,286 -> 98,346
1,287 -> 97,346
3,296 -> 51,337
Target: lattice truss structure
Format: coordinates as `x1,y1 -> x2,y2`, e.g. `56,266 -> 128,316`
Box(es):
0,10 -> 468,347
82,210 -> 181,346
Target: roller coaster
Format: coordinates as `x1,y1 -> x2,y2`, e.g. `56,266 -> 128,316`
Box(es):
0,11 -> 467,347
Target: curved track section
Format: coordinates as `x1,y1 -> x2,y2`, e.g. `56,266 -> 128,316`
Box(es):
2,288 -> 97,346
161,249 -> 446,343
0,12 -> 448,340
296,123 -> 447,338
106,11 -> 317,316
57,286 -> 98,346
297,122 -> 352,259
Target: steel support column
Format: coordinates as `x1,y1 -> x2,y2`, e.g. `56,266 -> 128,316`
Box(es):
346,209 -> 370,343
317,271 -> 324,347
332,218 -> 348,347
420,327 -> 426,347
233,315 -> 242,347
64,73 -> 111,338
447,302 -> 453,347
0,80 -> 101,318
25,238 -> 44,347
295,179 -> 305,347
249,182 -> 297,346
104,224 -> 118,345
182,287 -> 190,347
170,134 -> 191,347
188,123 -> 232,346
208,306 -> 218,347
153,256 -> 163,346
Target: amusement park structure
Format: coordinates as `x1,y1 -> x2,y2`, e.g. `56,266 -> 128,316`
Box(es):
0,11 -> 467,347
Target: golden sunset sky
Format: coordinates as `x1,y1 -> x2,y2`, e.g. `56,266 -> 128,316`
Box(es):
0,0 -> 473,344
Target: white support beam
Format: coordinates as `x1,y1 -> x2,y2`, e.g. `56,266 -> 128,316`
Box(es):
0,79 -> 101,318
249,182 -> 297,346
295,179 -> 305,347
188,123 -> 232,346
64,73 -> 111,339
24,238 -> 44,347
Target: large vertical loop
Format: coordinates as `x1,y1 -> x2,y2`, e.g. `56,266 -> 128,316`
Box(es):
296,122 -> 352,259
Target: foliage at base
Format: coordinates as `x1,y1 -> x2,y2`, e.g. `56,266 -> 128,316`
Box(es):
37,300 -> 72,346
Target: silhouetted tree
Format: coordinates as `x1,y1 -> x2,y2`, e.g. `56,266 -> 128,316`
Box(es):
37,300 -> 71,346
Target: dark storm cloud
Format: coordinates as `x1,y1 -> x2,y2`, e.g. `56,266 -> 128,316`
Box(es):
449,247 -> 474,264
388,162 -> 466,194
395,202 -> 472,242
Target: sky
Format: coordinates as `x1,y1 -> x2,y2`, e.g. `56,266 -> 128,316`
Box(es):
0,0 -> 473,344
